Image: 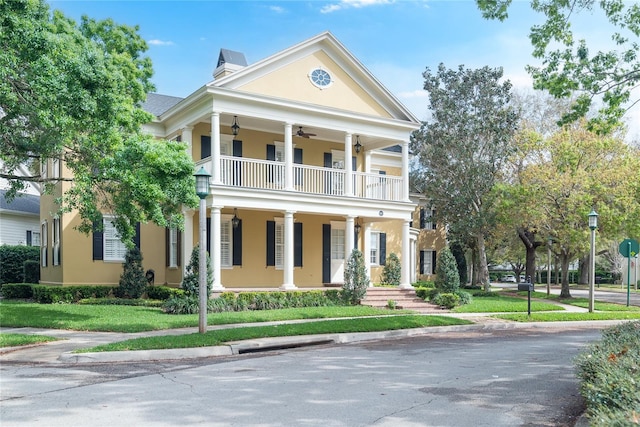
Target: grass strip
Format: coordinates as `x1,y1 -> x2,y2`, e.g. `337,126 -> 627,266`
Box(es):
452,295 -> 563,313
495,312 -> 640,322
0,333 -> 59,347
78,315 -> 472,353
0,301 -> 414,333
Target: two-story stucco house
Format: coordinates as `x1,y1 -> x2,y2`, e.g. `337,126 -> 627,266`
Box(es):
40,31 -> 441,290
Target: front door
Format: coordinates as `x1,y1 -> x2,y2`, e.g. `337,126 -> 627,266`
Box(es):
330,226 -> 345,283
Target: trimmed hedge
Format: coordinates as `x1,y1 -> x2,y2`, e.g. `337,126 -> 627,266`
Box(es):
0,245 -> 39,284
0,283 -> 34,299
575,321 -> 640,426
31,285 -> 117,304
146,285 -> 185,301
23,260 -> 40,284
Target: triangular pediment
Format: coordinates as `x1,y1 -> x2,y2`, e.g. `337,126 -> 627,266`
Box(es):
209,32 -> 417,122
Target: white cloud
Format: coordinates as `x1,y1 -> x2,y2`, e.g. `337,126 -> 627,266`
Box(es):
321,0 -> 394,14
269,5 -> 285,13
147,39 -> 175,46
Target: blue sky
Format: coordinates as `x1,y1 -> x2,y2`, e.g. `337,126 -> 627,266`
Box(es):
48,0 -> 638,138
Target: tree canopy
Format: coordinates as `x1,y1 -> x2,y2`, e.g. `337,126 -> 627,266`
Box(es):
477,0 -> 640,134
410,64 -> 519,290
0,0 -> 197,243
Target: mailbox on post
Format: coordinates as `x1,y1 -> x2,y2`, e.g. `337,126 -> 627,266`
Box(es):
518,277 -> 534,316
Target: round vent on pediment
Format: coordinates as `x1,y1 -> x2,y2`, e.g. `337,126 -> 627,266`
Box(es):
309,67 -> 333,89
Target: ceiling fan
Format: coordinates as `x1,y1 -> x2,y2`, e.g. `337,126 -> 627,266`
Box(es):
295,126 -> 316,138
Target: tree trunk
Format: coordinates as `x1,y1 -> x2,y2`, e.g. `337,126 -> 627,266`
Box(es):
578,256 -> 589,285
517,228 -> 541,283
475,233 -> 491,292
559,252 -> 572,298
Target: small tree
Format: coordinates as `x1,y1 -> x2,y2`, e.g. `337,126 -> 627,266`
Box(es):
435,247 -> 460,294
380,252 -> 401,286
342,249 -> 369,305
117,246 -> 146,299
181,244 -> 213,297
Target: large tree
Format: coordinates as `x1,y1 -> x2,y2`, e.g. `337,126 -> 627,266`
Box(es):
514,123 -> 640,297
477,0 -> 640,134
0,0 -> 197,243
410,64 -> 519,291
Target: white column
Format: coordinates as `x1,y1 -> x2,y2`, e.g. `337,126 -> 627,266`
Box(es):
182,210 -> 194,277
364,150 -> 372,173
402,141 -> 410,202
364,222 -> 372,287
281,210 -> 297,290
345,215 -> 355,259
284,123 -> 294,191
211,112 -> 221,184
399,219 -> 413,289
344,133 -> 353,196
182,125 -> 194,160
211,205 -> 224,291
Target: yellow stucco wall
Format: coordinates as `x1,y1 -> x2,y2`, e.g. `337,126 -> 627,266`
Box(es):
238,51 -> 392,118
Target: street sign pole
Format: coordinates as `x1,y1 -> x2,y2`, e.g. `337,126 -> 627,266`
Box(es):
618,239 -> 639,308
628,241 -> 632,307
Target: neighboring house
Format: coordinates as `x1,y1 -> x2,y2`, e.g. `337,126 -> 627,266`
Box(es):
41,31 -> 429,289
0,190 -> 41,246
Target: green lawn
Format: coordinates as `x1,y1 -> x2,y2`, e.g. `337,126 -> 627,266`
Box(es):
80,315 -> 471,353
452,295 -> 563,313
0,333 -> 59,347
495,311 -> 640,322
0,301 -> 415,333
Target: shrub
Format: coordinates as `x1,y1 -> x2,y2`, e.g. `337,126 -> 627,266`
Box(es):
432,293 -> 460,309
575,321 -> 640,426
181,245 -> 213,297
23,260 -> 39,284
435,247 -> 460,294
31,285 -> 116,303
77,298 -> 163,307
342,249 -> 369,305
380,252 -> 401,286
116,247 -> 147,299
455,290 -> 472,305
413,280 -> 435,288
0,283 -> 34,299
0,245 -> 39,284
146,285 -> 185,300
162,295 -> 199,314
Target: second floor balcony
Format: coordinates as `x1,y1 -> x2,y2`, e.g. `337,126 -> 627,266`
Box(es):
195,156 -> 406,202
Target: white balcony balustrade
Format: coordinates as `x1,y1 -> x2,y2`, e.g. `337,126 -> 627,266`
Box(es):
195,156 -> 404,201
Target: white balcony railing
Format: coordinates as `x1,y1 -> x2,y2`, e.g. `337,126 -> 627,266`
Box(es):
195,156 -> 405,202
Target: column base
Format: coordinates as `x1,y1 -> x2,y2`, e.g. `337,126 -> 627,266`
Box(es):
211,284 -> 225,292
279,283 -> 298,291
399,283 -> 415,290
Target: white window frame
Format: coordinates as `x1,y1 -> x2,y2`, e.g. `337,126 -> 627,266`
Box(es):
52,157 -> 60,179
424,207 -> 435,230
275,218 -> 284,269
41,221 -> 47,267
52,217 -> 60,266
370,231 -> 380,265
168,227 -> 178,268
40,158 -> 48,179
103,216 -> 127,262
422,250 -> 435,275
220,216 -> 233,268
331,227 -> 345,261
31,230 -> 41,247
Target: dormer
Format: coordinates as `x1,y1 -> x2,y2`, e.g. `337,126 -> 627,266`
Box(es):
213,48 -> 247,79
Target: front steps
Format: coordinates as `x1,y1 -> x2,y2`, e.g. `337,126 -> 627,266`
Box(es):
361,287 -> 443,313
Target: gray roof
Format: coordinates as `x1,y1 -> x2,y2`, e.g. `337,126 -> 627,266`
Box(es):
217,49 -> 248,67
141,93 -> 184,117
0,190 -> 40,215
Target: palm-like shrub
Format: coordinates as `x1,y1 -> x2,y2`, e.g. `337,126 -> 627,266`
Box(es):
181,244 -> 213,297
380,252 -> 401,286
117,247 -> 147,299
342,249 -> 370,305
434,247 -> 460,294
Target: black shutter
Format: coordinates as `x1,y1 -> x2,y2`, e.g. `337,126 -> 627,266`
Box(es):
324,153 -> 332,168
233,139 -> 242,156
420,250 -> 425,275
92,221 -> 103,260
233,220 -> 242,266
266,220 -> 275,266
267,144 -> 275,183
206,217 -> 211,254
379,233 -> 386,266
26,230 -> 32,246
233,140 -> 242,186
420,208 -> 426,229
322,224 -> 331,283
432,250 -> 437,274
294,222 -> 303,267
432,209 -> 437,230
294,148 -> 303,186
134,223 -> 141,249
352,156 -> 356,170
201,136 -> 211,159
